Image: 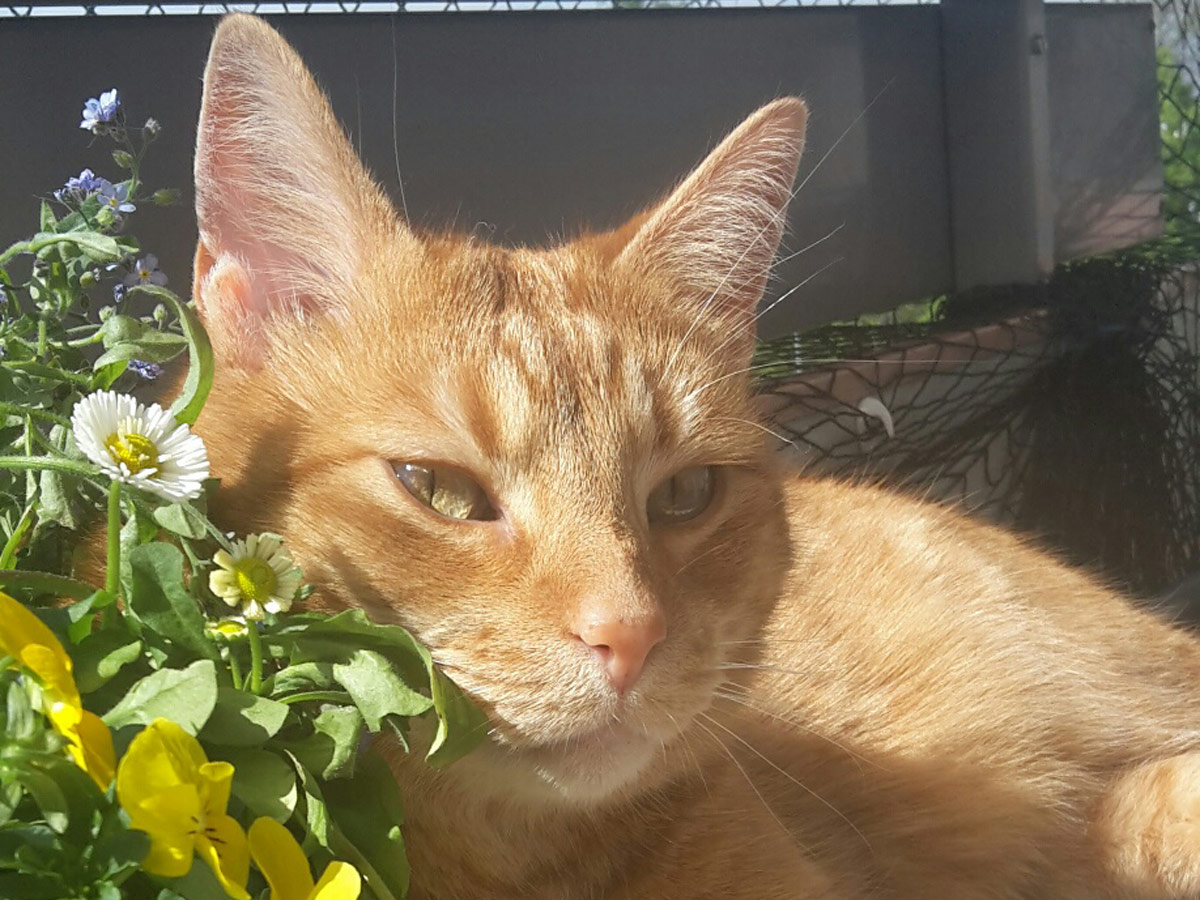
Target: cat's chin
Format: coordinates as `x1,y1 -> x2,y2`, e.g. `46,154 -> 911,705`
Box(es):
465,720 -> 669,807
525,723 -> 662,804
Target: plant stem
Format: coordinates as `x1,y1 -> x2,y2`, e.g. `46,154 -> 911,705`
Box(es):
228,651 -> 244,691
247,625 -> 264,695
0,456 -> 98,478
36,319 -> 47,358
0,402 -> 70,428
1,359 -> 92,387
103,481 -> 121,624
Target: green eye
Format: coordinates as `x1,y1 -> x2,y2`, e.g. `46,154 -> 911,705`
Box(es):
392,462 -> 497,521
647,466 -> 716,525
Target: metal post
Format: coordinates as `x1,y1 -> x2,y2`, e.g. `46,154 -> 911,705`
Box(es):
942,0 -> 1056,290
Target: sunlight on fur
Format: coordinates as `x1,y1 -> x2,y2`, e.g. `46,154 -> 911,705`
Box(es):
189,14 -> 1200,899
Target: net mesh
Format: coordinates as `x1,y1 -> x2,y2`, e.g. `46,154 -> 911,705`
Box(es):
755,0 -> 1200,597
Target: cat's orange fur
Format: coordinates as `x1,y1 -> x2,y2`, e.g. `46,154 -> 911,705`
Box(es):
189,15 -> 1200,899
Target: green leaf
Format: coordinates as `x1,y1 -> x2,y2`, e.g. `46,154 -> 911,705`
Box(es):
98,314 -> 150,347
28,230 -> 123,264
5,679 -> 37,743
73,631 -> 143,693
91,359 -> 129,390
129,285 -> 212,426
278,609 -> 429,688
425,666 -> 490,768
200,686 -> 289,747
332,649 -> 433,731
267,661 -> 336,696
285,753 -> 330,847
159,854 -> 237,900
37,468 -> 82,530
223,747 -> 298,822
152,501 -> 210,541
38,201 -> 56,233
0,570 -> 95,600
12,766 -> 69,833
324,749 -> 409,900
67,590 -> 108,644
125,543 -> 219,662
102,660 -> 218,734
280,706 -> 364,779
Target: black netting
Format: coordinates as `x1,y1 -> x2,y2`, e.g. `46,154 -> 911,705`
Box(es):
754,0 -> 1200,598
0,0 -> 937,16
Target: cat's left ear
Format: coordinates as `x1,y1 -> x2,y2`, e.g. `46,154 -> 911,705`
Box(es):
616,98 -> 807,345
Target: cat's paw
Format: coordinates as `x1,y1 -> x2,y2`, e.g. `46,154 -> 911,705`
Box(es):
1094,750 -> 1200,899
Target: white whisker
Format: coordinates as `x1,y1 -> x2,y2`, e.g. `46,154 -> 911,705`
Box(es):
700,712 -> 872,853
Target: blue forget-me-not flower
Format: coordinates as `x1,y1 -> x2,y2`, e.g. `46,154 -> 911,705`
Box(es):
80,89 -> 121,133
123,255 -> 167,288
98,181 -> 135,216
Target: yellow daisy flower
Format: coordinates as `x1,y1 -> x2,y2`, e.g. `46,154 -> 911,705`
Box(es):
209,534 -> 302,621
116,718 -> 250,899
71,390 -> 209,502
249,817 -> 362,900
0,591 -> 115,789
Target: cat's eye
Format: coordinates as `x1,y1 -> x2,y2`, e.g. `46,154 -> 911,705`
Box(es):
392,462 -> 497,521
647,466 -> 716,525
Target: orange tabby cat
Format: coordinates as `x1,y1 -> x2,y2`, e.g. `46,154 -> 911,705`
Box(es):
190,15 -> 1200,900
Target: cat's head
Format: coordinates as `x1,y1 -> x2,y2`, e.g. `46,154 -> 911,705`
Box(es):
193,14 -> 805,805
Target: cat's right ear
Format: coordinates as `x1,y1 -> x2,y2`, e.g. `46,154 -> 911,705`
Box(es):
614,98 -> 807,352
193,14 -> 407,369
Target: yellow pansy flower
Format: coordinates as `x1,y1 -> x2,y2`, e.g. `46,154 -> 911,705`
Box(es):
248,817 -> 362,900
0,591 -> 115,789
116,718 -> 250,899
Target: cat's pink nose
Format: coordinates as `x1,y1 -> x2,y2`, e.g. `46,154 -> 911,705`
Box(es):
574,611 -> 667,696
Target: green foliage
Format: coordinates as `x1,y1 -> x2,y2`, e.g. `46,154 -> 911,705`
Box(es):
1158,47 -> 1200,233
1,92 -> 486,900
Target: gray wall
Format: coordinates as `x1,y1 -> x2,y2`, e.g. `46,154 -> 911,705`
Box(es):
0,5 -> 1160,337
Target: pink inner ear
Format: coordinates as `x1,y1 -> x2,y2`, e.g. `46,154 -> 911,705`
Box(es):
194,249 -> 267,370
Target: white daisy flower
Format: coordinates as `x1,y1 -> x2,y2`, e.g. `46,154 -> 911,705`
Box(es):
71,390 -> 209,502
209,534 -> 303,621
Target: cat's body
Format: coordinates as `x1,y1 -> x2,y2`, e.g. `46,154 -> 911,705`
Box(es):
188,15 -> 1200,899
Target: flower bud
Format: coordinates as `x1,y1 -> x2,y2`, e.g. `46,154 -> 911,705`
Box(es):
112,149 -> 134,170
98,306 -> 115,322
153,303 -> 168,324
143,117 -> 160,137
151,189 -> 180,207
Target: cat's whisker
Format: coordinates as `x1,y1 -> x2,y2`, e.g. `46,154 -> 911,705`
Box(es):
692,718 -> 804,848
690,255 -> 845,380
712,686 -> 880,773
711,416 -> 802,452
715,661 -> 818,679
699,712 -> 873,854
675,537 -> 737,577
389,17 -> 409,221
656,703 -> 711,797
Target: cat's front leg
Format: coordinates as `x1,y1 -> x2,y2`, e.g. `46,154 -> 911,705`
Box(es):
1092,751 -> 1200,898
